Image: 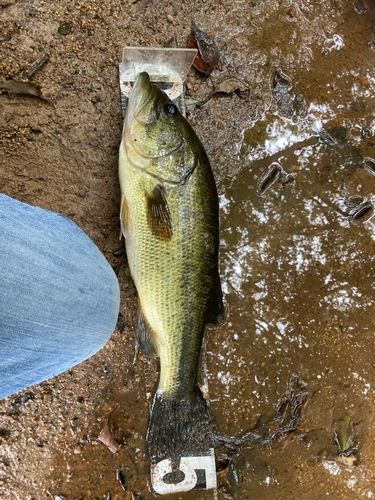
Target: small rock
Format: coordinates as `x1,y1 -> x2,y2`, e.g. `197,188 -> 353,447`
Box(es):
116,314 -> 126,333
11,392 -> 34,409
58,22 -> 71,35
167,15 -> 174,23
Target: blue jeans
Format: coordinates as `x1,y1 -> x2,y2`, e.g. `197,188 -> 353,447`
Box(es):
0,195 -> 120,400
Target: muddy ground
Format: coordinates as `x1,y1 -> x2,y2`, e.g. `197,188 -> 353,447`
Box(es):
1,0 -> 375,498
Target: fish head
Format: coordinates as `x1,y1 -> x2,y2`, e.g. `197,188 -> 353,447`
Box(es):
123,72 -> 199,185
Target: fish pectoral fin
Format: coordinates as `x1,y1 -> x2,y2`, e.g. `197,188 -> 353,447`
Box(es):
137,306 -> 159,358
120,195 -> 131,240
146,185 -> 173,242
206,273 -> 225,325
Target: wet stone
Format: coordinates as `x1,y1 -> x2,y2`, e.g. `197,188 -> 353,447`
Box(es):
58,23 -> 71,35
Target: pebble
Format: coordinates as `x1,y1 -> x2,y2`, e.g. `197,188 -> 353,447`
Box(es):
167,15 -> 174,23
58,22 -> 71,35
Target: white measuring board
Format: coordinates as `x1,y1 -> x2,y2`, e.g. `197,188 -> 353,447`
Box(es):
118,47 -> 197,117
151,448 -> 217,495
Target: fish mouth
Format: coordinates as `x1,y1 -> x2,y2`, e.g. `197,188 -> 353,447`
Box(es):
126,72 -> 153,124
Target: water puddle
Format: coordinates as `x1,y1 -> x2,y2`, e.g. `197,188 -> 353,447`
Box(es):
192,0 -> 375,497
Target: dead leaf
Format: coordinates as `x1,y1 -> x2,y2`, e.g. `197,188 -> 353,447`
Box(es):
98,419 -> 120,453
187,21 -> 219,75
271,428 -> 297,448
216,460 -> 231,479
214,77 -> 249,95
0,79 -> 43,98
198,77 -> 249,106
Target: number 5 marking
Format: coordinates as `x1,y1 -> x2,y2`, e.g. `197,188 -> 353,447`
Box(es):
151,448 -> 216,494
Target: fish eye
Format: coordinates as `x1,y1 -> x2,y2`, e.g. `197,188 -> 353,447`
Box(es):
164,103 -> 178,116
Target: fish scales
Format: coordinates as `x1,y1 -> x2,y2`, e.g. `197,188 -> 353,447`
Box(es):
125,168 -> 218,389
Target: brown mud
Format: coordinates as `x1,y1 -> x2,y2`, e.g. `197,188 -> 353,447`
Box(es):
1,0 -> 375,499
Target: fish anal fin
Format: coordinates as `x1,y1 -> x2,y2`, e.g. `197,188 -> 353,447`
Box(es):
137,306 -> 159,358
120,195 -> 131,240
146,185 -> 173,242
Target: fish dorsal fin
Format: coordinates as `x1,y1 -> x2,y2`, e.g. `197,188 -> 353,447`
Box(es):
137,305 -> 159,358
146,185 -> 173,242
206,273 -> 224,325
120,195 -> 131,240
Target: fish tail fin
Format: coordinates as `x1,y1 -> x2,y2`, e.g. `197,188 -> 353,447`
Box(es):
147,386 -> 216,461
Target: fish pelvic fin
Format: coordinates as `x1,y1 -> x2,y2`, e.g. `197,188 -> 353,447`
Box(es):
147,386 -> 217,463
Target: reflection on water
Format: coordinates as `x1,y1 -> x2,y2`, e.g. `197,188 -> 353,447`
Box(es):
189,0 -> 375,497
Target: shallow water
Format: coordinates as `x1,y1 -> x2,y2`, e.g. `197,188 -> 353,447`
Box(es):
193,0 -> 375,497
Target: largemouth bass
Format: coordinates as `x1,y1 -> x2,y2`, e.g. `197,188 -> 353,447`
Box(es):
118,72 -> 223,460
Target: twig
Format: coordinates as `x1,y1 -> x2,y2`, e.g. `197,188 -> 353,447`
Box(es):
27,54 -> 49,80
